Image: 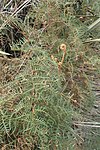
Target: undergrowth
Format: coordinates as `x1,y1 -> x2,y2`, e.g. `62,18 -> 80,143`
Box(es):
0,0 -> 100,149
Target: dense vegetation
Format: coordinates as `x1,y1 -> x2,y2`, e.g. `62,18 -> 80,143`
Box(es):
0,0 -> 100,149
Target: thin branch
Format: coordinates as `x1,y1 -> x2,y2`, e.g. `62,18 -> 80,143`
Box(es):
88,18 -> 100,31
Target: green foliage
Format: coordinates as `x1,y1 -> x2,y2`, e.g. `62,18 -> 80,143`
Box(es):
0,0 -> 100,149
0,47 -> 76,149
